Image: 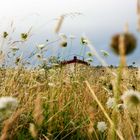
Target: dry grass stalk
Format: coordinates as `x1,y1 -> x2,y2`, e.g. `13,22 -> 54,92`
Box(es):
29,123 -> 38,139
119,34 -> 126,66
33,95 -> 44,126
85,81 -> 124,140
54,15 -> 64,33
0,109 -> 23,140
137,0 -> 140,31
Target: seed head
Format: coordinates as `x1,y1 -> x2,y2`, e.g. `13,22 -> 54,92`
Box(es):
110,33 -> 137,55
60,41 -> 67,47
121,90 -> 140,109
3,32 -> 8,38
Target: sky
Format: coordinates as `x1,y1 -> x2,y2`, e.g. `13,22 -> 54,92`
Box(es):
0,0 -> 139,66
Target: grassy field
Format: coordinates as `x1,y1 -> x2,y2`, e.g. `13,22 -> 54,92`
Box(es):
0,11 -> 139,139
0,64 -> 139,140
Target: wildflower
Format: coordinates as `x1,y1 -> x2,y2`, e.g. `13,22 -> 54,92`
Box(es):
86,58 -> 93,63
21,33 -> 28,40
37,44 -> 45,50
0,97 -> 18,111
15,57 -> 21,65
97,121 -> 107,132
59,33 -> 67,40
106,97 -> 115,109
121,90 -> 140,109
110,33 -> 137,55
10,46 -> 19,52
87,52 -> 93,57
36,53 -> 42,59
69,35 -> 76,40
80,36 -> 88,45
100,50 -> 109,57
3,32 -> 8,38
60,41 -> 67,47
117,104 -> 126,111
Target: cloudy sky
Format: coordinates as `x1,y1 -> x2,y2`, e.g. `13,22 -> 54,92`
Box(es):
0,0 -> 139,66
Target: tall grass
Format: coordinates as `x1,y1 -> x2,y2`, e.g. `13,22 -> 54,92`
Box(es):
0,13 -> 139,140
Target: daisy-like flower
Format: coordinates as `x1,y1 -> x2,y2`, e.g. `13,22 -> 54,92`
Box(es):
85,58 -> 93,63
87,52 -> 93,57
80,36 -> 89,45
59,33 -> 67,40
0,97 -> 18,111
10,46 -> 19,52
97,121 -> 107,132
36,53 -> 42,59
121,90 -> 140,109
3,31 -> 8,38
100,50 -> 109,57
106,97 -> 115,109
69,35 -> 76,40
37,44 -> 45,50
60,41 -> 67,47
21,33 -> 28,40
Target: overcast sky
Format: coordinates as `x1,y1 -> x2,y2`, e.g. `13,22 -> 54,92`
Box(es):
0,0 -> 139,66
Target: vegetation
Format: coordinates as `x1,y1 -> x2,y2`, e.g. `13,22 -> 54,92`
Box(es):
0,12 -> 140,140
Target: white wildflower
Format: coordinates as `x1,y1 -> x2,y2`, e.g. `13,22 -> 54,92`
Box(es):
59,33 -> 67,40
0,97 -> 18,111
80,36 -> 89,45
97,121 -> 107,132
10,46 -> 19,52
106,97 -> 115,109
36,53 -> 42,59
85,58 -> 93,63
69,35 -> 76,40
37,44 -> 45,50
100,50 -> 109,57
121,90 -> 140,109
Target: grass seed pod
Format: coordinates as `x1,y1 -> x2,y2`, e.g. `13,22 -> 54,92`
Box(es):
110,33 -> 137,55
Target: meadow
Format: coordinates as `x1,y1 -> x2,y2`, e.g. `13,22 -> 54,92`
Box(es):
0,63 -> 140,140
0,12 -> 140,140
